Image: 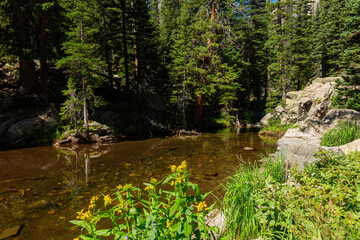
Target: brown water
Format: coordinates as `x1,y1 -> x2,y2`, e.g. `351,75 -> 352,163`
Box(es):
0,128 -> 277,240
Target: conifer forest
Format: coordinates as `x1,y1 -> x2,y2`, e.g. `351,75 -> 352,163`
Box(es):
1,0 -> 360,131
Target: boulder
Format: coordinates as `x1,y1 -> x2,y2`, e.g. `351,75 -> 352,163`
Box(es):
277,108 -> 360,170
339,139 -> 360,154
0,107 -> 58,148
260,77 -> 341,126
204,209 -> 226,240
260,106 -> 286,126
281,77 -> 340,124
53,121 -> 120,146
260,112 -> 273,126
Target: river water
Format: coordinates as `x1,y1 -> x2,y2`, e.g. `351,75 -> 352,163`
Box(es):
0,128 -> 277,239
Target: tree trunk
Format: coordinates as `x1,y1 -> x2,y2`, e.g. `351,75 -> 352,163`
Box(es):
40,5 -> 48,94
122,0 -> 130,92
80,19 -> 89,135
131,0 -> 139,93
14,9 -> 38,94
100,0 -> 114,82
194,0 -> 218,125
83,82 -> 89,135
278,1 -> 286,99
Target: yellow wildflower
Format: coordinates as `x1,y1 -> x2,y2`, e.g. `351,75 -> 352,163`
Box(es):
90,196 -> 99,203
76,209 -> 91,220
73,238 -> 79,240
150,178 -> 157,184
124,184 -> 132,190
170,165 -> 177,172
116,184 -> 122,190
145,185 -> 154,191
170,180 -> 175,186
176,178 -> 182,184
166,219 -> 171,228
196,201 -> 209,212
88,196 -> 98,209
177,161 -> 187,171
104,194 -> 112,205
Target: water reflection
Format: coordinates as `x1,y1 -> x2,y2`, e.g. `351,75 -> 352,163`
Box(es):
57,144 -> 111,196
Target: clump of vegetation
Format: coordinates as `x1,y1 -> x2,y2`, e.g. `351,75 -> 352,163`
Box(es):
321,121 -> 360,147
222,151 -> 360,239
221,154 -> 285,239
71,161 -> 224,240
259,118 -> 294,138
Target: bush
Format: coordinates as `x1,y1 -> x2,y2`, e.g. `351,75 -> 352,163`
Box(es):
321,121 -> 360,147
71,161 -> 224,240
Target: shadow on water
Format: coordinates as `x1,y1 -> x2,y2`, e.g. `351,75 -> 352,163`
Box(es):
0,128 -> 277,239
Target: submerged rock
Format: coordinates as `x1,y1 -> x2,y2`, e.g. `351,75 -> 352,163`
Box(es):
0,225 -> 25,240
244,147 -> 255,151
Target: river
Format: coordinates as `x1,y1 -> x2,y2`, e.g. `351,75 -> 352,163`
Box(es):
0,128 -> 277,239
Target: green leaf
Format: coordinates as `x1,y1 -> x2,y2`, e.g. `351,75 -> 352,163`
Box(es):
94,229 -> 112,236
184,222 -> 193,237
70,220 -> 87,228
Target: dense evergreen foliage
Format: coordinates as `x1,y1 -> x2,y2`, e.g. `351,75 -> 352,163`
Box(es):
1,0 -> 360,130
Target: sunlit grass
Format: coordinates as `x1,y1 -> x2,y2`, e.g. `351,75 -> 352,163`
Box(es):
221,154 -> 285,239
321,121 -> 360,147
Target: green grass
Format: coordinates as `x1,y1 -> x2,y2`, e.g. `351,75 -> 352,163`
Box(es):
221,154 -> 285,239
321,121 -> 360,147
221,151 -> 360,239
259,118 -> 294,138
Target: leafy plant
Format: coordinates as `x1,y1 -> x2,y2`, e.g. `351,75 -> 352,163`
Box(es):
321,121 -> 360,146
71,161 -> 223,240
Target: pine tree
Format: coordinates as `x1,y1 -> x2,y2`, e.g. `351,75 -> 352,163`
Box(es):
266,0 -> 313,110
0,0 -> 65,94
169,0 -> 194,128
57,0 -> 106,133
311,0 -> 346,77
341,0 -> 360,73
236,0 -> 269,111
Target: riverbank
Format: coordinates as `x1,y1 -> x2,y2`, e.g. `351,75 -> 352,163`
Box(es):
217,76 -> 360,239
221,150 -> 360,239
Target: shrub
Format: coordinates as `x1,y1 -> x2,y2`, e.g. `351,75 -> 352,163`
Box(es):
71,161 -> 223,240
321,121 -> 360,146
